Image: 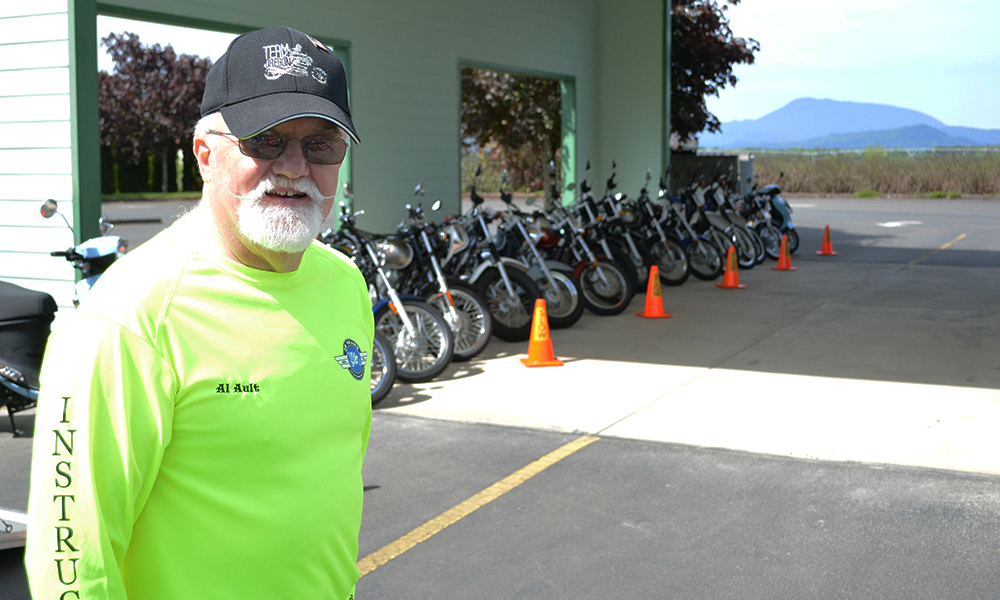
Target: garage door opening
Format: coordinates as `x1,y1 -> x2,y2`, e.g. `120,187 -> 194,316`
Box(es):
460,66 -> 575,203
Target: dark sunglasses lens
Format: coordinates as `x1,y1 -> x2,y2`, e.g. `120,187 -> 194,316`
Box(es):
239,133 -> 347,165
240,133 -> 286,160
302,137 -> 348,165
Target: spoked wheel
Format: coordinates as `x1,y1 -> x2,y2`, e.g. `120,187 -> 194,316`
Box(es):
426,280 -> 492,362
477,267 -> 541,342
648,237 -> 689,286
578,258 -> 633,316
603,242 -> 640,301
370,330 -> 396,405
612,237 -> 655,292
709,227 -> 754,269
755,223 -> 783,260
536,269 -> 585,329
686,238 -> 724,281
729,226 -> 758,269
374,300 -> 454,383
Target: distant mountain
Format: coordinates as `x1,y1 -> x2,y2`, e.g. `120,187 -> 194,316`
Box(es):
798,124 -> 980,150
699,98 -> 1000,149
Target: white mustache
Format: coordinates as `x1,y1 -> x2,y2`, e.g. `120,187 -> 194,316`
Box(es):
228,174 -> 338,204
229,174 -> 331,253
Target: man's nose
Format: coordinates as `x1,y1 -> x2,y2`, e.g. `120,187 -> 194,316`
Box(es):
270,140 -> 309,178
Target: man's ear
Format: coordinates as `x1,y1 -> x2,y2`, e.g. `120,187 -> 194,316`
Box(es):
194,134 -> 213,183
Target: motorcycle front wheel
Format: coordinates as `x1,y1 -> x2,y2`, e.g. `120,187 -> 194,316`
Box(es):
648,237 -> 689,286
784,228 -> 800,254
374,300 -> 454,383
426,280 -> 492,362
536,269 -> 585,329
370,329 -> 397,405
741,224 -> 766,265
686,238 -> 724,281
476,267 -> 541,342
754,223 -> 783,260
578,258 -> 633,316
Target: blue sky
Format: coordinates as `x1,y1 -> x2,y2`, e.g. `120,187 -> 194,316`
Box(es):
100,1 -> 1000,130
707,0 -> 1000,129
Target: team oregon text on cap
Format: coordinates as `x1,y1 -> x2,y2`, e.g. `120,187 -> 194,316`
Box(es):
201,27 -> 359,143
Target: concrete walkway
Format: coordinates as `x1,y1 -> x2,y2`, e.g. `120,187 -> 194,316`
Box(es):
376,200 -> 1000,476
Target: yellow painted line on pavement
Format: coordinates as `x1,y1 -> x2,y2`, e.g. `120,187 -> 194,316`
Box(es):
908,233 -> 966,266
357,434 -> 600,577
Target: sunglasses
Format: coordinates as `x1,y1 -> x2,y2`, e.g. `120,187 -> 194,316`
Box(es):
208,129 -> 348,165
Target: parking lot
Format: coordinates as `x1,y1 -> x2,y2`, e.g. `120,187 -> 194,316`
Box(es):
4,196 -> 1000,598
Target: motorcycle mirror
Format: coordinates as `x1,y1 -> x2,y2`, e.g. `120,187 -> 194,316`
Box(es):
40,199 -> 58,219
414,182 -> 424,196
431,200 -> 441,211
475,164 -> 483,177
585,160 -> 591,171
343,182 -> 354,200
612,160 -> 616,169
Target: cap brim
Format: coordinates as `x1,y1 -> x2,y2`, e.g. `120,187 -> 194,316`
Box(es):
220,91 -> 360,144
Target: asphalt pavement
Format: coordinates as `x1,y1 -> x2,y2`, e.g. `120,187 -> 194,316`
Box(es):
3,196 -> 1000,598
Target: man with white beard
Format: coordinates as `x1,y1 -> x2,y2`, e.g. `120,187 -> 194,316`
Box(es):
26,27 -> 373,600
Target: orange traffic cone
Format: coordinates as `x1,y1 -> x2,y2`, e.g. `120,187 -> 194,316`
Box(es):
816,225 -> 838,256
771,235 -> 797,271
520,299 -> 564,367
636,265 -> 673,318
716,245 -> 746,289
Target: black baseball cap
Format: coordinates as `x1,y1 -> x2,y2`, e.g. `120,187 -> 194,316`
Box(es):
201,27 -> 359,143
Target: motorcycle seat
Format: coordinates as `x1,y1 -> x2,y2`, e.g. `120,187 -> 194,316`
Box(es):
0,281 -> 57,323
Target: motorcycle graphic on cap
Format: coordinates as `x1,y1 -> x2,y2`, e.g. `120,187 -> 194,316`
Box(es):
263,43 -> 327,84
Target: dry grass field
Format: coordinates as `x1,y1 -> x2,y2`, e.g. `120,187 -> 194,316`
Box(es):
752,148 -> 1000,197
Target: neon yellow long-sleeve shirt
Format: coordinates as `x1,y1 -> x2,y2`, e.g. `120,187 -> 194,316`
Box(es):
26,215 -> 373,600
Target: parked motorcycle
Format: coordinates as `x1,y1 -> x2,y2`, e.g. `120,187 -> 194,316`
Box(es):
630,170 -> 690,286
742,172 -> 799,255
495,180 -> 585,329
369,329 -> 396,405
386,186 -> 493,361
41,199 -> 128,306
535,177 -> 635,316
657,175 -> 725,281
1,200 -> 127,435
319,195 -> 455,383
440,166 -> 541,342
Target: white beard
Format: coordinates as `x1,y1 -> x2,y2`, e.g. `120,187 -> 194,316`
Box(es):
231,174 -> 333,253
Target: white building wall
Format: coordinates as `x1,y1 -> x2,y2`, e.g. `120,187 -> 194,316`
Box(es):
598,0 -> 666,195
0,1 -> 78,306
1,0 -> 668,301
96,0 -> 665,228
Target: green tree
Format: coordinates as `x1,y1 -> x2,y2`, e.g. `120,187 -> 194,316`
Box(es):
99,32 -> 212,193
460,69 -> 562,191
671,0 -> 759,142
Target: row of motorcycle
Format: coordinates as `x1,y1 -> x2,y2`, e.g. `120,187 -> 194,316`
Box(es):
319,161 -> 798,405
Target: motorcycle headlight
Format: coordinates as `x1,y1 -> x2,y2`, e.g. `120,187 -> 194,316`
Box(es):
376,237 -> 413,270
438,223 -> 469,254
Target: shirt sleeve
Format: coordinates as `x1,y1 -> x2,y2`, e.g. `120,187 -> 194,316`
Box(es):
25,315 -> 178,599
